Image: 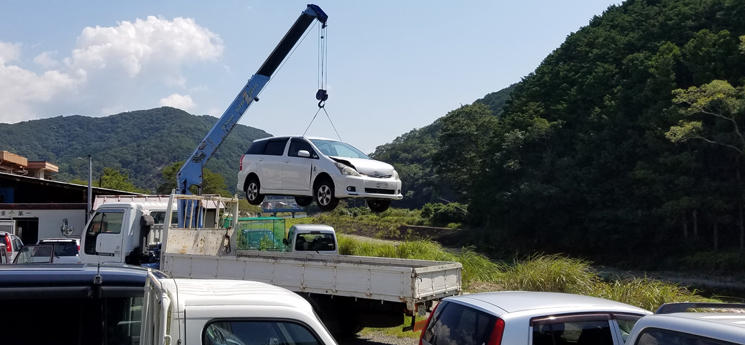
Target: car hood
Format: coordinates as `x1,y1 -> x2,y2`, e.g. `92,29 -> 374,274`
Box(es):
330,157 -> 395,177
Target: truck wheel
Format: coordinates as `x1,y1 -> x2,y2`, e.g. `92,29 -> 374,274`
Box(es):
314,179 -> 339,211
295,196 -> 313,207
367,199 -> 391,213
245,177 -> 265,205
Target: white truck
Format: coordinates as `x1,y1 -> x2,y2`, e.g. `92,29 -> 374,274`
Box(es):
0,263 -> 337,345
81,193 -> 463,335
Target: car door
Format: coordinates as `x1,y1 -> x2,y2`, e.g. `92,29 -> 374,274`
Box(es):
283,138 -> 318,191
260,138 -> 290,190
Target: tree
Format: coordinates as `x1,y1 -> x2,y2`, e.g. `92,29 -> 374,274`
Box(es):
70,167 -> 149,193
667,80 -> 745,154
157,161 -> 231,197
432,104 -> 498,203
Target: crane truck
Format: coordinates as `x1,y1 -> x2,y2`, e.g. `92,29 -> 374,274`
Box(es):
80,4 -> 463,335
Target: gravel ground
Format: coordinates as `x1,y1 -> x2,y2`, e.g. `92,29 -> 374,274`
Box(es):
338,334 -> 418,345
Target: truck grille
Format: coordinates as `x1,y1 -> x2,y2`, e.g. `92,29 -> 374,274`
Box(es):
365,188 -> 395,195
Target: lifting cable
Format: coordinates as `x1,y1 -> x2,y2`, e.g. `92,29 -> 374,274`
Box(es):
304,21 -> 342,141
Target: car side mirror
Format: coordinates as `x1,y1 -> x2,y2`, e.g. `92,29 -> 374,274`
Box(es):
298,150 -> 310,158
282,238 -> 289,245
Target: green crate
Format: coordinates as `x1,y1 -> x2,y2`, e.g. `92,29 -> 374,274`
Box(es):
224,217 -> 286,251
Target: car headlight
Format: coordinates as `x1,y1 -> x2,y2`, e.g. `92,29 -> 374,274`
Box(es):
393,170 -> 400,180
334,162 -> 360,176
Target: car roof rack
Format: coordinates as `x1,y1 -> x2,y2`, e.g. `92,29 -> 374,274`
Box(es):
656,302 -> 745,314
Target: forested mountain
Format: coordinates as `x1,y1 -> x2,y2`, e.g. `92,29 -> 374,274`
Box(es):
0,107 -> 271,192
370,84 -> 517,208
377,0 -> 745,261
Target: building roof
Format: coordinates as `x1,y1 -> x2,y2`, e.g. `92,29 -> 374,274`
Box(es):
0,171 -> 141,196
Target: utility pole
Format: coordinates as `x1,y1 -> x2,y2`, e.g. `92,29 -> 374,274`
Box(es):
87,155 -> 92,222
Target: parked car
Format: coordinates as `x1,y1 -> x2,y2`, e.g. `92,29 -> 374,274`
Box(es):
0,231 -> 23,262
626,302 -> 745,345
237,136 -> 403,212
418,291 -> 652,345
37,238 -> 81,264
13,244 -> 56,263
0,244 -> 10,263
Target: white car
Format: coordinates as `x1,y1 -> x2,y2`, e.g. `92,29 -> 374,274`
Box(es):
36,238 -> 81,264
237,136 -> 403,212
419,291 -> 652,345
626,302 -> 745,345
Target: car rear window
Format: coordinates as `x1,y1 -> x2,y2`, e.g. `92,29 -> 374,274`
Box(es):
245,140 -> 268,154
38,242 -> 79,256
422,301 -> 497,345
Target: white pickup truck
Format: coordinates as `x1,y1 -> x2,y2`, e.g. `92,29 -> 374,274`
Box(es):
81,193 -> 463,335
0,263 -> 336,345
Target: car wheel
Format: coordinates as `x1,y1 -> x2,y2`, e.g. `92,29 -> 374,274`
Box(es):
295,196 -> 313,207
367,199 -> 391,213
314,179 -> 339,211
245,177 -> 265,205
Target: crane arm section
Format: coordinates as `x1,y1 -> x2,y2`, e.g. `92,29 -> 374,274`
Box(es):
177,5 -> 328,196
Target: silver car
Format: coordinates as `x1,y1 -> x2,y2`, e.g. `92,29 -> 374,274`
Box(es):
626,302 -> 745,345
419,291 -> 652,345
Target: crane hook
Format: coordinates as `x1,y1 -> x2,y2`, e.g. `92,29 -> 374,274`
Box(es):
316,89 -> 328,108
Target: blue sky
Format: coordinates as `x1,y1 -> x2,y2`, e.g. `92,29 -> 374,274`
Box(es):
0,1 -> 621,153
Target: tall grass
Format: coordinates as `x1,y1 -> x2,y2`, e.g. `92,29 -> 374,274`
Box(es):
500,254 -> 596,294
337,235 -> 720,312
337,235 -> 504,288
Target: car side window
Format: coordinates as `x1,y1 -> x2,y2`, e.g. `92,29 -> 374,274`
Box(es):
288,139 -> 318,158
423,301 -> 497,345
246,140 -> 268,155
264,139 -> 289,156
532,314 -> 614,345
635,328 -> 737,345
203,320 -> 324,345
14,238 -> 23,250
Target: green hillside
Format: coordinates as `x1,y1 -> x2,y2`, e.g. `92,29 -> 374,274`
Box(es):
371,84 -> 517,208
0,107 -> 271,193
374,0 -> 745,263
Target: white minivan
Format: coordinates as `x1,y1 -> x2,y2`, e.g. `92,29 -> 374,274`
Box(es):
237,136 -> 403,212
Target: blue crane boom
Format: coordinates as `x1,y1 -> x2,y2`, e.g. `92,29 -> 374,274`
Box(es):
175,5 -> 327,227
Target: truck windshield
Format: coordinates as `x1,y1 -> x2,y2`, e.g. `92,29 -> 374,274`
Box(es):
309,139 -> 369,159
204,320 -> 323,345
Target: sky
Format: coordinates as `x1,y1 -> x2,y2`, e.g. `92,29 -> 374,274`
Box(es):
0,1 -> 622,154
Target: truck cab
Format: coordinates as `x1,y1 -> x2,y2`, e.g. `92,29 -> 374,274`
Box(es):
143,273 -> 337,345
284,224 -> 339,254
80,199 -> 171,266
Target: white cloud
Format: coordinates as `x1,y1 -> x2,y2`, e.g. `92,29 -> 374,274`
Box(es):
159,93 -> 196,112
34,51 -> 61,69
0,15 -> 224,123
0,41 -> 21,64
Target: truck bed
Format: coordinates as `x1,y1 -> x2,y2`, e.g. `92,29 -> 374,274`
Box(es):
161,229 -> 462,310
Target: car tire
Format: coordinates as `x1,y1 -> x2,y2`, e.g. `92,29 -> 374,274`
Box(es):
314,178 -> 339,211
245,177 -> 265,205
367,199 -> 391,213
295,196 -> 313,207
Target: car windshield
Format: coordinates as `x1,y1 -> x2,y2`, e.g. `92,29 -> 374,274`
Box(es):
309,139 -> 369,159
39,241 -> 79,256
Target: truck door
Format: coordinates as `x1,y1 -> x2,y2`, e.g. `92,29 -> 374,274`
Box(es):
82,209 -> 126,262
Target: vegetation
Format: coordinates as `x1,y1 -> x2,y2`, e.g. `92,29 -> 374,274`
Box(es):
370,0 -> 745,264
0,107 -> 270,193
70,167 -> 148,193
